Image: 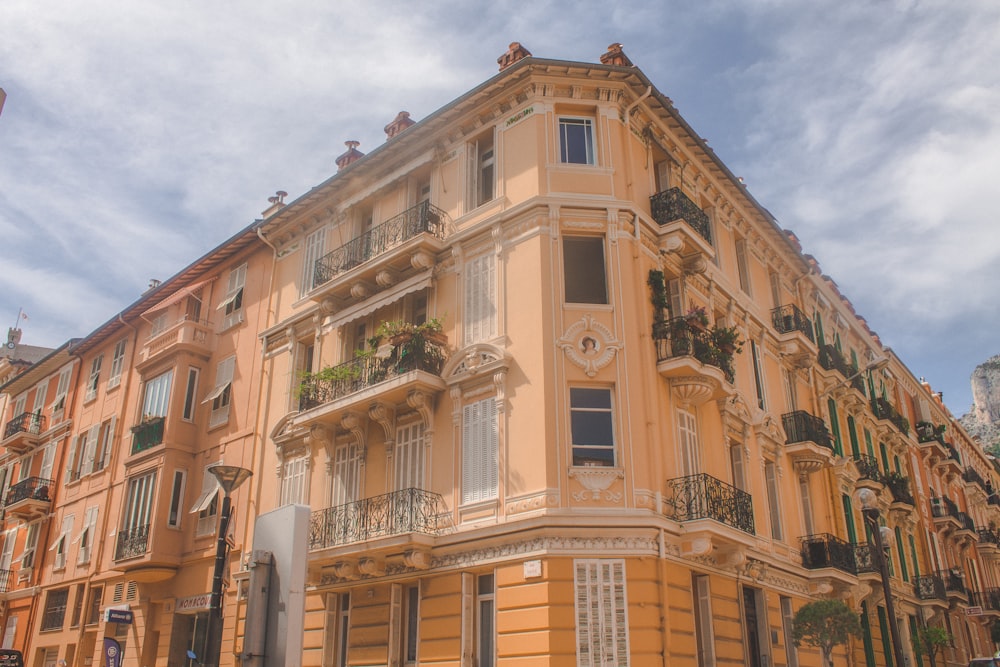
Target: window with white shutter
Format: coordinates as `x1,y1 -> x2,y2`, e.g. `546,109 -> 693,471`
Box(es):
462,398 -> 498,505
280,455 -> 309,506
78,424 -> 100,478
765,460 -> 783,541
692,574 -> 715,666
394,422 -> 425,491
190,465 -> 222,536
463,254 -> 496,346
76,506 -> 99,564
85,355 -> 103,402
332,444 -> 361,507
108,338 -> 127,388
204,356 -> 235,428
50,514 -> 74,570
39,442 -> 56,481
51,367 -> 72,417
574,559 -> 629,667
0,528 -> 16,571
301,227 -> 327,296
677,409 -> 700,476
218,263 -> 247,330
141,370 -> 173,419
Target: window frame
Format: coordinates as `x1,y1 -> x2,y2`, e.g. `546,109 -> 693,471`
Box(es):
462,397 -> 499,505
141,369 -> 174,419
300,227 -> 327,297
559,116 -> 596,165
569,387 -> 616,468
468,130 -> 496,211
41,587 -> 70,631
75,506 -> 99,564
108,338 -> 128,388
205,356 -> 236,428
218,263 -> 248,330
574,559 -> 629,667
562,236 -> 608,305
85,354 -> 103,402
463,253 -> 497,346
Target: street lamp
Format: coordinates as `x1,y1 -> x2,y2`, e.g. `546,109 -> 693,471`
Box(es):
203,464 -> 252,667
858,487 -> 906,667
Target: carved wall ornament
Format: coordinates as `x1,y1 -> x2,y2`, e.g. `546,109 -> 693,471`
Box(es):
568,467 -> 625,500
558,314 -> 620,377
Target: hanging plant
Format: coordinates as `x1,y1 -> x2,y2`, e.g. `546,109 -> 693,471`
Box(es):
647,270 -> 669,320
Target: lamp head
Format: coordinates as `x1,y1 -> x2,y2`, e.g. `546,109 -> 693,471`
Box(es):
858,487 -> 877,509
207,464 -> 252,495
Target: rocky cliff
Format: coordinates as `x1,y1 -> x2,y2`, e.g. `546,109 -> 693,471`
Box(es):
960,354 -> 1000,450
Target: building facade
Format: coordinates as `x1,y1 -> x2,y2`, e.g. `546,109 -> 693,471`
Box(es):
2,43 -> 998,667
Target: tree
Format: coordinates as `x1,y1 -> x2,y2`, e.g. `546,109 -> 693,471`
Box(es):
912,625 -> 951,667
792,599 -> 862,667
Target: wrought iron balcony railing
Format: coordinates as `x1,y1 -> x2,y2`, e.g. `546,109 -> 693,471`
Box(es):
771,304 -> 814,342
0,568 -> 13,593
818,344 -> 867,394
963,467 -> 990,493
970,588 -> 1000,611
313,201 -> 447,288
131,417 -> 165,455
915,574 -> 947,601
916,422 -> 946,445
114,523 -> 150,561
937,569 -> 967,597
4,476 -> 53,506
650,317 -> 736,383
853,543 -> 878,574
978,529 -> 1000,546
885,473 -> 915,506
649,187 -> 712,244
3,411 -> 46,440
871,396 -> 910,436
308,488 -> 449,551
945,444 -> 962,465
781,411 -> 834,452
800,534 -> 858,574
853,454 -> 884,485
666,473 -> 755,535
932,496 -> 959,519
298,345 -> 445,412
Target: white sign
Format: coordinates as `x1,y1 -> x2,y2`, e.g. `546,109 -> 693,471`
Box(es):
175,594 -> 212,613
966,606 -> 984,616
523,560 -> 542,578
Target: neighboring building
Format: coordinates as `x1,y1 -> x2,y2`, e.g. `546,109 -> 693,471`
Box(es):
3,43 -> 999,667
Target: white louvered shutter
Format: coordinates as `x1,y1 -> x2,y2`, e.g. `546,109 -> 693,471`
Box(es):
463,255 -> 496,346
80,424 -> 100,476
395,423 -> 425,491
461,398 -> 497,504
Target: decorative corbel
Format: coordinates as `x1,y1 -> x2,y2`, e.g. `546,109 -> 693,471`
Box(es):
369,402 -> 396,454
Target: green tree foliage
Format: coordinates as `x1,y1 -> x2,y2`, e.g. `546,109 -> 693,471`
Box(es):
792,599 -> 862,667
912,625 -> 951,667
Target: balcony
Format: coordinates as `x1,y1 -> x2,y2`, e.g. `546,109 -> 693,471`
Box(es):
931,497 -> 977,542
884,473 -> 915,509
3,476 -> 53,521
649,188 -> 714,271
0,568 -> 12,594
853,454 -> 885,492
970,588 -> 1000,615
666,473 -> 755,535
114,523 -> 150,561
915,574 -> 947,602
2,412 -> 47,454
651,317 -> 736,400
781,411 -> 836,472
800,534 -> 859,575
852,543 -> 879,577
936,444 -> 963,478
310,201 -> 448,301
962,467 -> 993,500
309,488 -> 449,559
937,569 -> 968,601
817,345 -> 865,395
871,396 -> 910,437
978,529 -> 1000,558
916,422 -> 950,462
137,318 -> 214,369
130,417 -> 165,455
771,304 -> 816,365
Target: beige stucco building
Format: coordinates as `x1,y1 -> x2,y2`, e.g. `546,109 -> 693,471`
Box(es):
3,43 -> 999,667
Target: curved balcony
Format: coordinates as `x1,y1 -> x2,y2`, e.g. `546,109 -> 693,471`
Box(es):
666,473 -> 754,533
309,201 -> 448,303
296,342 -> 447,430
781,411 -> 835,472
916,422 -> 950,463
800,534 -> 858,575
817,344 -> 865,394
3,476 -> 53,521
852,454 -> 885,493
871,396 -> 910,437
651,318 -> 735,402
885,473 -> 916,515
915,574 -> 947,603
771,304 -> 816,366
111,522 -> 178,583
649,188 -> 715,268
2,412 -> 47,454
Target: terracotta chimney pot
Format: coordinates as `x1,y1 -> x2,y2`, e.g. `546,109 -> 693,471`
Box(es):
385,111 -> 416,140
336,140 -> 365,171
497,42 -> 532,71
600,43 -> 633,67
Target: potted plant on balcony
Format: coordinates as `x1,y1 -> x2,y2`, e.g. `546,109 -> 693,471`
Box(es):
710,324 -> 743,355
685,305 -> 709,333
647,270 -> 669,321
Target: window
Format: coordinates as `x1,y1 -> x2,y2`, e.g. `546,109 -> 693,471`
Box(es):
765,461 -> 783,541
142,370 -> 173,419
51,367 -> 72,416
400,585 -> 419,667
333,443 -> 362,507
876,606 -> 894,667
574,559 -> 628,667
167,470 -> 186,528
677,408 -> 700,476
32,379 -> 49,413
780,597 -> 799,667
41,588 -> 69,631
108,339 -> 127,388
20,522 -> 40,569
71,424 -> 100,480
334,594 -> 350,667
218,263 -> 247,330
94,418 -> 115,472
783,368 -> 798,411
2,616 -> 17,650
119,471 -> 157,558
301,227 -> 327,296
85,354 -> 103,401
563,236 -> 608,305
735,238 -> 752,295
799,476 -> 814,535
462,398 -> 498,505
40,441 -> 56,480
50,513 -> 74,570
476,574 -> 495,667
0,528 -> 15,571
280,454 -> 309,506
468,131 -> 496,210
464,254 -> 497,346
204,356 -> 235,428
70,583 -> 86,628
86,586 -> 103,625
570,388 -> 615,467
395,422 -> 425,491
750,341 -> 766,410
182,367 -> 200,421
190,466 -> 221,537
559,117 -> 595,165
769,272 -> 782,309
729,443 -> 746,491
693,574 -> 715,667
76,506 -> 98,564
149,312 -> 169,338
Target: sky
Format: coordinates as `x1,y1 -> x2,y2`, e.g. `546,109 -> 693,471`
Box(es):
1,0 -> 998,417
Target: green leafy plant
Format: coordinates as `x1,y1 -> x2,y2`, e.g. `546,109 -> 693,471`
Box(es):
647,270 -> 668,320
710,325 -> 743,354
686,305 -> 709,327
912,624 -> 951,667
792,599 -> 861,667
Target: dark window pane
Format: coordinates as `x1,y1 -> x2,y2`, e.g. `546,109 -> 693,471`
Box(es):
563,237 -> 608,304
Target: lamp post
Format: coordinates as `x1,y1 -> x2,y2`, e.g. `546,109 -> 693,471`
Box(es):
203,464 -> 252,667
858,488 -> 906,667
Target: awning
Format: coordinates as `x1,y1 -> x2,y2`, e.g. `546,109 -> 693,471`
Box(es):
189,480 -> 220,514
142,278 -> 213,319
215,289 -> 242,311
201,382 -> 231,405
323,271 -> 433,333
48,527 -> 71,551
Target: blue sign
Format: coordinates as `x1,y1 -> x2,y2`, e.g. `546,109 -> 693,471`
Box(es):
103,637 -> 122,667
107,609 -> 134,624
